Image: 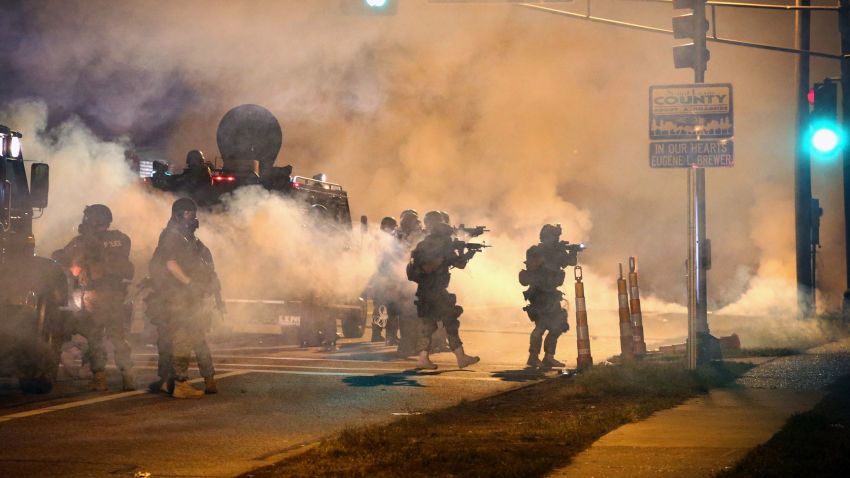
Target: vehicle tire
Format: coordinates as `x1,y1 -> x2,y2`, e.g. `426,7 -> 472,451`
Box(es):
18,295 -> 59,394
341,309 -> 366,339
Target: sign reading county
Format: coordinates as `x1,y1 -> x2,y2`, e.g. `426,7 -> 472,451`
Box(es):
649,139 -> 734,168
649,83 -> 733,140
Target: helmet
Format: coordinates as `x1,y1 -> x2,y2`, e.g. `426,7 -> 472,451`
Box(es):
423,210 -> 445,230
540,224 -> 562,243
380,216 -> 398,232
171,197 -> 198,217
82,204 -> 112,228
186,149 -> 205,168
399,209 -> 421,232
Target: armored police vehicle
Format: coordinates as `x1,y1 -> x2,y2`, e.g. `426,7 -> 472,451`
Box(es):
147,105 -> 366,343
0,125 -> 68,393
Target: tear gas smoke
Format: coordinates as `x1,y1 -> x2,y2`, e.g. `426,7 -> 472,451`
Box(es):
4,102 -> 377,310
3,0 -> 845,352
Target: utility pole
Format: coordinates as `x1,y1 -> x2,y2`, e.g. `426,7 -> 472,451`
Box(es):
839,0 -> 850,315
795,0 -> 814,318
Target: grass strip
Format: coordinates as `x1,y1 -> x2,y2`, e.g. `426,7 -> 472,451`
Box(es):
242,361 -> 753,478
718,373 -> 850,478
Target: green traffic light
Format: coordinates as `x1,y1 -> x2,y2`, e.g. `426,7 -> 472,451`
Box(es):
812,128 -> 839,154
365,0 -> 389,7
807,120 -> 845,159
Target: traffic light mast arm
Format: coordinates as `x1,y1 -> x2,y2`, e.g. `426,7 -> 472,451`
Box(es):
518,1 -> 842,60
618,0 -> 837,9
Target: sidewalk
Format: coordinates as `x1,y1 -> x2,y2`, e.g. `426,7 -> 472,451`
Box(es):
548,337 -> 850,478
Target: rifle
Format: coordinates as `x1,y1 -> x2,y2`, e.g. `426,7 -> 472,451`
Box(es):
558,241 -> 586,254
453,240 -> 492,253
455,224 -> 489,238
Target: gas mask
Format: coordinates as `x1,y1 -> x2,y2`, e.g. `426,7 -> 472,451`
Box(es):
180,214 -> 200,234
77,222 -> 93,236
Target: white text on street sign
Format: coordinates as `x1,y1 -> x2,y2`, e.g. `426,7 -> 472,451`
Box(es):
649,140 -> 734,168
650,83 -> 733,140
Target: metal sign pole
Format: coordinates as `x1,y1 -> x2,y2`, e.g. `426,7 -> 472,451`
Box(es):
687,166 -> 699,369
687,0 -> 709,369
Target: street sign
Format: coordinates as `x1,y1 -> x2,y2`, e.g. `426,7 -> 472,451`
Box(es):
649,139 -> 734,168
650,83 -> 733,140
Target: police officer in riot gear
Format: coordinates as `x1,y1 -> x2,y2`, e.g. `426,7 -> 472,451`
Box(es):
407,213 -> 480,370
394,209 -> 423,356
397,209 -> 423,247
53,204 -> 135,391
520,224 -> 577,369
147,197 -> 221,398
174,150 -> 212,202
184,150 -> 211,183
422,210 -> 444,234
418,210 -> 454,353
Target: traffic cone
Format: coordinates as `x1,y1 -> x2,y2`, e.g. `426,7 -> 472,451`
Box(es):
574,266 -> 593,370
628,257 -> 647,357
618,264 -> 635,363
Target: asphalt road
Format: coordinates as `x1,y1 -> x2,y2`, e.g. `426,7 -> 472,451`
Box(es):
0,311 -> 563,478
0,307 -> 787,478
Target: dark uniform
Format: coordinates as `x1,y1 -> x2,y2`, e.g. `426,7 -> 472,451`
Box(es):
151,161 -> 173,191
174,150 -> 212,204
407,221 -> 479,370
52,204 -> 135,391
520,224 -> 577,368
394,210 -> 424,356
147,198 -> 219,398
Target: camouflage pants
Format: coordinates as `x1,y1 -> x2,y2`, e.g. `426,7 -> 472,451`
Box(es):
149,296 -> 214,382
527,295 -> 569,356
415,289 -> 463,353
79,290 -> 133,374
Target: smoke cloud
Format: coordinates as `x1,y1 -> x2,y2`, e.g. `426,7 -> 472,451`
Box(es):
2,0 -> 846,350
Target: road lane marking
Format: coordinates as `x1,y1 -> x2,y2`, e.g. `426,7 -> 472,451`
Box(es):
205,363 -> 408,372
0,371 -> 248,424
134,352 -> 413,364
132,353 -> 525,368
221,368 -> 505,382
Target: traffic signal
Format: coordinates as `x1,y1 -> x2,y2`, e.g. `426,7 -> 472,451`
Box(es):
672,0 -> 710,72
807,80 -> 844,158
342,0 -> 397,15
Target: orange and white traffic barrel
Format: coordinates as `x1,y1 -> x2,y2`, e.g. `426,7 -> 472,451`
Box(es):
574,266 -> 593,370
628,257 -> 647,356
618,263 -> 635,363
